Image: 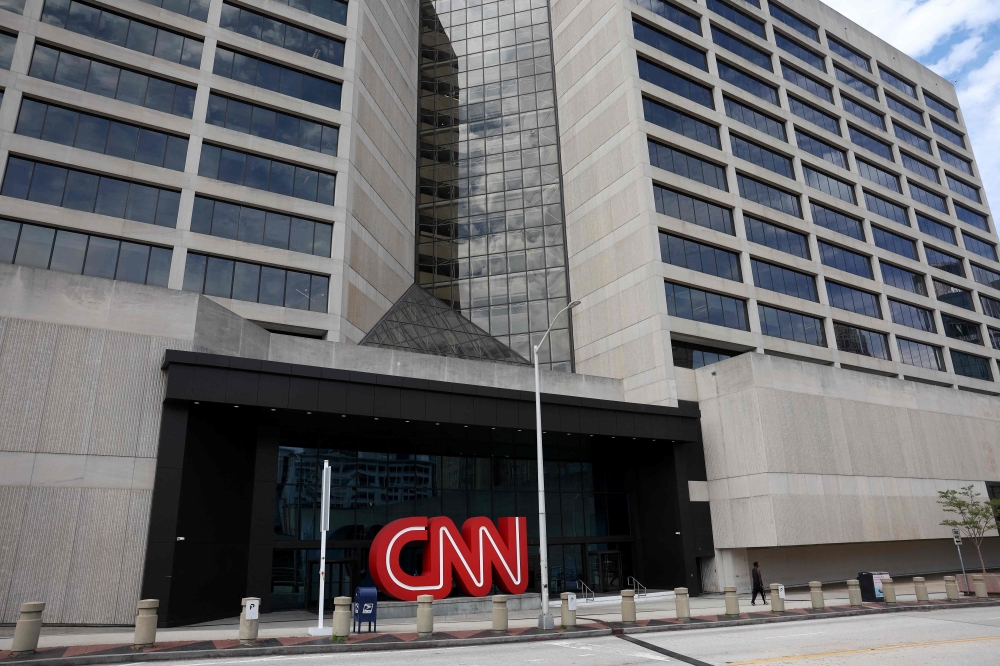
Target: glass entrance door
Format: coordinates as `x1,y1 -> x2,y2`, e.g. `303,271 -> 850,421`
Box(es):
598,551 -> 622,592
306,558 -> 356,610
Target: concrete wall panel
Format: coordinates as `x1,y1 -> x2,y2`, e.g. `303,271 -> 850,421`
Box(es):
0,319 -> 58,453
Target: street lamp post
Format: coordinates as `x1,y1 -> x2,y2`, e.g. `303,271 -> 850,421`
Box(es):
534,299 -> 580,630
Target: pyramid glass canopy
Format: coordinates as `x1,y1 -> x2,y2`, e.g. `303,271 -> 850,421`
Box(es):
359,284 -> 530,365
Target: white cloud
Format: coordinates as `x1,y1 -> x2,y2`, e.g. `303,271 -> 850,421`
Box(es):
955,53 -> 1000,208
930,35 -> 984,78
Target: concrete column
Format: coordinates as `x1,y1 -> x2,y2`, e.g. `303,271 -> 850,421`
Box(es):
674,588 -> 690,620
914,577 -> 928,602
882,578 -> 896,604
809,582 -> 824,610
769,584 -> 784,612
416,595 -> 434,637
560,592 -> 576,627
847,579 -> 862,606
11,602 -> 45,656
492,595 -> 509,633
621,589 -> 636,623
724,586 -> 739,616
973,574 -> 988,599
945,576 -> 959,601
332,596 -> 351,638
133,600 -> 159,648
239,598 -> 260,644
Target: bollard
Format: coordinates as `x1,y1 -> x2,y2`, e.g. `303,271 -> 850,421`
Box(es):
847,579 -> 862,607
674,588 -> 690,620
239,598 -> 260,644
332,596 -> 351,639
560,592 -> 577,627
882,577 -> 897,604
914,577 -> 928,602
492,595 -> 509,633
416,595 -> 434,638
621,589 -> 637,623
133,599 -> 159,648
944,576 -> 959,601
724,586 -> 740,616
11,602 -> 45,656
809,581 -> 824,610
769,584 -> 785,612
973,574 -> 988,599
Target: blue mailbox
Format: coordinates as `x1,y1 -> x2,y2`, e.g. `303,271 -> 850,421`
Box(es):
353,586 -> 378,633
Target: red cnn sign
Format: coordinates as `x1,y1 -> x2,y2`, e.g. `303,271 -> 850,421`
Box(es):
369,516 -> 528,601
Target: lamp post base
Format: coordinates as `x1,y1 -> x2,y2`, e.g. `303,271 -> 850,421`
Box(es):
538,613 -> 555,630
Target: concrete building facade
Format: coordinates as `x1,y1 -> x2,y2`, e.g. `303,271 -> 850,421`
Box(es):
0,0 -> 997,625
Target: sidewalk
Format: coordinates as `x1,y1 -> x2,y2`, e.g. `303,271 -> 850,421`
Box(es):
2,575 -> 996,665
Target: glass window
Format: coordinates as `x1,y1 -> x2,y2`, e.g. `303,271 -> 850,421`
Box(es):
711,27 -> 772,72
849,126 -> 892,161
885,95 -> 923,125
757,303 -> 826,345
775,32 -> 824,71
648,140 -> 727,190
871,225 -> 917,259
220,2 -> 344,65
0,0 -> 26,13
803,166 -> 855,204
826,281 -> 881,318
659,233 -> 742,281
706,0 -> 763,37
981,294 -> 1000,320
139,0 -> 211,21
951,350 -> 992,381
924,246 -> 964,277
856,159 -> 900,193
637,57 -> 714,108
955,204 -> 989,232
737,174 -> 801,217
14,224 -> 55,268
633,19 -> 706,71
0,31 -> 16,70
818,241 -> 871,278
889,299 -> 935,332
931,119 -> 964,148
653,184 -> 734,234
964,234 -> 997,262
717,61 -> 778,105
908,183 -> 947,213
878,67 -> 916,98
939,148 -> 972,176
198,144 -> 336,204
901,153 -> 939,183
841,96 -> 884,130
881,262 -> 926,295
865,191 -> 909,226
751,258 -> 816,301
941,314 -> 983,345
731,135 -> 793,178
183,252 -> 327,311
933,279 -> 973,310
834,323 -> 889,359
795,130 -> 845,168
897,337 -> 944,370
768,3 -> 817,41
642,97 -> 720,148
724,97 -> 786,141
789,96 -> 840,135
214,46 -> 342,110
972,264 -> 1000,291
672,340 -> 740,369
810,202 -> 862,240
946,175 -> 981,204
744,215 -> 809,258
924,94 -> 958,122
28,44 -> 196,118
782,63 -> 831,103
41,0 -> 203,68
835,66 -> 877,100
664,281 -> 749,330
632,0 -> 701,34
828,37 -> 870,72
990,327 -> 1000,350
894,124 -> 931,154
916,214 -> 954,244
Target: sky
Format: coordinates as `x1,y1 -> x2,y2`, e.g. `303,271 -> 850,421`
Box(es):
821,0 -> 1000,210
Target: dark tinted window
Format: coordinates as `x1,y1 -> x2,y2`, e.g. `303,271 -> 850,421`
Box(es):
183,252 -> 328,311
190,196 -> 332,256
213,46 -> 342,109
849,126 -> 892,160
908,183 -> 947,213
835,323 -> 889,359
712,27 -> 772,72
933,279 -> 973,310
972,264 -> 1000,291
811,202 -> 862,240
757,303 -> 826,345
768,3 -> 817,41
137,0 -> 210,21
924,246 -> 964,277
724,97 -> 786,140
878,68 -> 916,98
901,153 -> 939,183
665,281 -> 749,329
835,66 -> 877,100
881,262 -> 926,295
731,135 -> 793,178
803,166 -> 855,204
865,192 -> 909,225
207,93 -> 339,156
941,314 -> 983,345
930,119 -> 965,148
706,0 -> 764,37
220,2 -> 344,65
886,95 -> 923,125
738,174 -> 801,217
632,0 -> 701,34
981,294 -> 1000,320
718,61 -> 778,105
818,241 -> 871,278
842,96 -> 884,129
964,234 -> 997,262
938,148 -> 972,175
775,32 -> 824,71
897,337 -> 943,370
856,159 -> 900,193
946,175 -> 981,203
782,63 -> 831,102
744,215 -> 809,258
789,96 -> 840,135
916,214 -> 954,244
637,57 -> 714,108
660,233 -> 742,280
672,340 -> 740,368
951,350 -> 992,381
828,37 -> 870,72
955,204 -> 989,232
872,225 -> 917,259
648,139 -> 727,190
924,94 -> 958,122
795,130 -> 845,168
751,258 -> 816,301
643,97 -> 720,148
889,299 -> 935,332
894,124 -> 931,154
0,31 -> 15,69
632,19 -> 707,71
0,0 -> 26,13
827,281 -> 881,318
653,184 -> 734,234
198,144 -> 336,204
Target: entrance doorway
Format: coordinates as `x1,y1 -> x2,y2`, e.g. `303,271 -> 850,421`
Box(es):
306,558 -> 356,610
597,551 -> 622,592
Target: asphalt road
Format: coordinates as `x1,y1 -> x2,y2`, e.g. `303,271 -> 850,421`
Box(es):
153,606 -> 1000,666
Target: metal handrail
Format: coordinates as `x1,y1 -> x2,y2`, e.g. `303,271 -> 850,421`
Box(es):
627,576 -> 647,597
577,580 -> 595,602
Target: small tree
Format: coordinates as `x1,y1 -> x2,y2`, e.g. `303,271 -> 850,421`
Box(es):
937,485 -> 1000,575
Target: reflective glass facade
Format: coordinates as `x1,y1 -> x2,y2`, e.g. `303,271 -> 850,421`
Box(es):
417,0 -> 572,371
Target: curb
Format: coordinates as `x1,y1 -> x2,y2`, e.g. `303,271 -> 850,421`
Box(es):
4,599 -> 999,666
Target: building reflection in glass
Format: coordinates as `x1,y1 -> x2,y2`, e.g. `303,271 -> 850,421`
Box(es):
417,0 -> 572,371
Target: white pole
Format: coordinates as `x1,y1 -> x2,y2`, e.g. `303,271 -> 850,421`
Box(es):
309,461 -> 332,635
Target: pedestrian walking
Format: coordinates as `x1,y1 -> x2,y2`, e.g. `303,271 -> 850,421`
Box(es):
751,562 -> 766,606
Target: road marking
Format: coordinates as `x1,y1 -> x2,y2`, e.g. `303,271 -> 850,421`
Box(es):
727,634 -> 1000,664
616,634 -> 714,666
550,639 -> 670,661
768,632 -> 824,639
